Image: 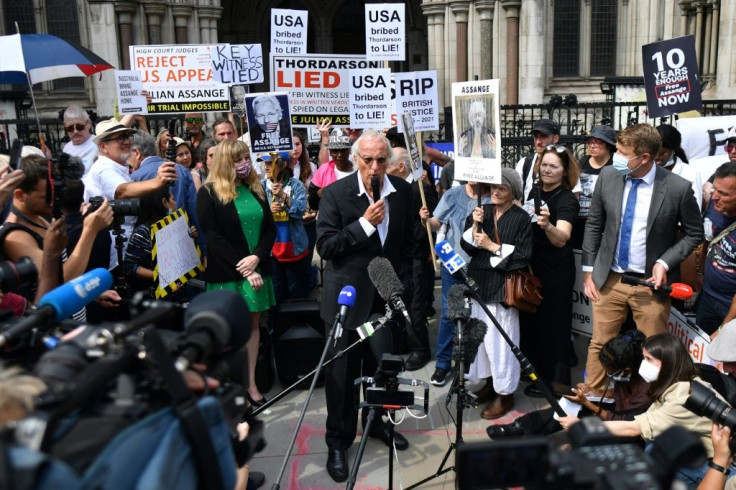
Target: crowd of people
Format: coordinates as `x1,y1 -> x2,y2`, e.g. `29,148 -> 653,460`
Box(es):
2,105 -> 736,489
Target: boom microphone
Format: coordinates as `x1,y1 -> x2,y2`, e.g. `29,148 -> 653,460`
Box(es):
333,285 -> 356,346
461,318 -> 488,366
0,268 -> 113,348
447,284 -> 471,322
367,257 -> 411,326
620,275 -> 693,300
371,176 -> 381,203
176,290 -> 250,371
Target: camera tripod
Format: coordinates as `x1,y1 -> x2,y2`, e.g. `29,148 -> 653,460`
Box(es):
406,295 -> 473,489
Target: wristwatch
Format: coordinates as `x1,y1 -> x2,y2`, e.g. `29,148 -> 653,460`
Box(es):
493,248 -> 502,257
708,460 -> 732,476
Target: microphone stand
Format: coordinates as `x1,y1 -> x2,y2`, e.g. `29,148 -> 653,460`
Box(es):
269,311 -> 343,490
407,305 -> 470,489
460,280 -> 566,417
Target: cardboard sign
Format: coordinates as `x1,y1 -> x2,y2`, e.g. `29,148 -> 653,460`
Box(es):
349,68 -> 392,129
642,36 -> 702,118
211,44 -> 264,85
270,53 -> 382,127
151,209 -> 203,299
245,92 -> 294,154
114,70 -> 148,115
451,79 -> 502,184
401,113 -> 423,179
130,44 -> 230,114
677,115 -> 736,160
365,4 -> 405,61
395,70 -> 439,132
271,9 -> 307,55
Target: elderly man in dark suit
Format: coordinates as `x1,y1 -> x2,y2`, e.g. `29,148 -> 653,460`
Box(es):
317,130 -> 415,483
582,123 -> 703,394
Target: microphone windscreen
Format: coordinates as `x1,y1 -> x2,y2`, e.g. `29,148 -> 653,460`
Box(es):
371,176 -> 381,202
38,268 -> 113,322
670,283 -> 693,301
462,318 -> 488,366
185,290 -> 250,350
367,257 -> 403,301
338,285 -> 357,307
447,284 -> 470,321
620,275 -> 640,287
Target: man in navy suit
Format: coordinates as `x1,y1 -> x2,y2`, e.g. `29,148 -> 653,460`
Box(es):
317,130 -> 415,482
582,124 -> 703,394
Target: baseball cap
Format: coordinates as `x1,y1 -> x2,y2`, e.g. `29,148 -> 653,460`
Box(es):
532,119 -> 561,136
727,126 -> 736,143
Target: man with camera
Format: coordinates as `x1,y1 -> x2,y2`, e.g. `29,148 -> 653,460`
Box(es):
83,119 -> 178,267
699,320 -> 736,489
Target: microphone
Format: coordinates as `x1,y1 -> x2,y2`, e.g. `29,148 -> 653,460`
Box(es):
9,138 -> 22,170
176,290 -> 250,372
367,257 -> 411,326
0,268 -> 113,348
356,314 -> 390,340
461,318 -> 488,366
332,285 -> 356,346
620,275 -> 693,300
447,284 -> 471,322
434,240 -> 478,291
371,176 -> 381,203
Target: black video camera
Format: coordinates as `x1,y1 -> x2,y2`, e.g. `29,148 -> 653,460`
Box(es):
88,196 -> 141,219
457,417 -> 706,489
48,152 -> 85,219
355,354 -> 429,412
0,256 -> 37,294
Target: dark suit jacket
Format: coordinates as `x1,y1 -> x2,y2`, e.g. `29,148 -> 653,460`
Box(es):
317,172 -> 415,328
582,165 -> 704,288
196,185 -> 276,283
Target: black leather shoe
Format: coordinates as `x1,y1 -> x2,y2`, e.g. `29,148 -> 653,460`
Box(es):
524,384 -> 545,398
248,471 -> 266,489
370,425 -> 409,450
486,421 -> 525,439
404,352 -> 430,371
326,448 -> 348,482
247,393 -> 268,408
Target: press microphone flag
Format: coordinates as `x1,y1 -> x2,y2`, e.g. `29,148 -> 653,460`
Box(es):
435,240 -> 466,274
333,285 -> 356,345
0,268 -> 113,348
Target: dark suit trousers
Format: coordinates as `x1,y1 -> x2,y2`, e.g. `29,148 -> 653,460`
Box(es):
407,256 -> 432,356
324,302 -> 394,450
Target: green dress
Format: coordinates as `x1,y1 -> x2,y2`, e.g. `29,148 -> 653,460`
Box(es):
206,185 -> 276,313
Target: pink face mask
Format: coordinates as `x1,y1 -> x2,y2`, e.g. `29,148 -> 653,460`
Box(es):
235,161 -> 252,179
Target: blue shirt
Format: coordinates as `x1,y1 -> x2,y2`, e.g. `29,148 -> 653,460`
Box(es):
433,185 -> 491,264
702,200 -> 736,305
131,156 -> 205,254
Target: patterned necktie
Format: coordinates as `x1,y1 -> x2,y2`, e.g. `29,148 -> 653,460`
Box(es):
618,178 -> 642,270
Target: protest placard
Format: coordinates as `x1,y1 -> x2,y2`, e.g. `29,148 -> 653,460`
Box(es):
677,115 -> 736,159
211,44 -> 264,85
349,68 -> 392,129
401,113 -> 423,179
130,44 -> 230,114
114,70 -> 148,115
246,92 -> 294,154
395,71 -> 438,132
270,53 -> 382,127
151,209 -> 203,299
365,4 -> 405,61
642,35 -> 702,118
271,9 -> 308,55
451,79 -> 501,184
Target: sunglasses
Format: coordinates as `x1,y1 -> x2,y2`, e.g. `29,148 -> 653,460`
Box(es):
185,117 -> 203,124
103,133 -> 132,144
545,144 -> 567,153
65,123 -> 87,133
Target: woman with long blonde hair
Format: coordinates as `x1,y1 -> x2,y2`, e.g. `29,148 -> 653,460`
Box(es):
197,139 -> 276,407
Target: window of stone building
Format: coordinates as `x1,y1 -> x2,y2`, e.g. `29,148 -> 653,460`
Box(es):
2,0 -> 85,90
552,0 -> 617,78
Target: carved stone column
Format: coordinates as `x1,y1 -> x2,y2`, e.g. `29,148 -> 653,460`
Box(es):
475,0 -> 495,80
421,3 -> 448,115
115,2 -> 137,70
502,0 -> 521,104
708,0 -> 719,76
199,6 -> 223,44
450,1 -> 470,82
143,2 -> 167,45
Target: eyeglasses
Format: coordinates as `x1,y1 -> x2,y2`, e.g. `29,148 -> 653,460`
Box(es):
726,142 -> 736,151
587,138 -> 605,147
103,133 -> 132,144
185,117 -> 203,124
545,144 -> 567,153
359,155 -> 388,166
65,123 -> 87,133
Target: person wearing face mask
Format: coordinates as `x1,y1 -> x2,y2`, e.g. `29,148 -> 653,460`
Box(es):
561,333 -> 724,489
197,139 -> 276,408
581,124 -> 703,396
487,330 -> 650,439
121,186 -> 194,302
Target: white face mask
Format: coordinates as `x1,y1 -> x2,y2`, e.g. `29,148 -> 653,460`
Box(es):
638,359 -> 660,383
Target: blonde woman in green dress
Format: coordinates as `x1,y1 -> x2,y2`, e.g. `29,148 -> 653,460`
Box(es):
197,139 -> 276,407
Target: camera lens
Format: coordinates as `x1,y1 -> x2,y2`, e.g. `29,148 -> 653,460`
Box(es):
0,257 -> 37,293
109,198 -> 141,217
686,382 -> 736,430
